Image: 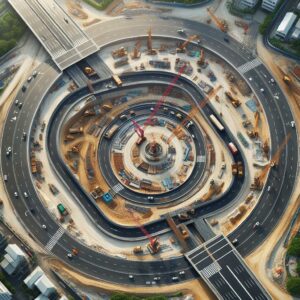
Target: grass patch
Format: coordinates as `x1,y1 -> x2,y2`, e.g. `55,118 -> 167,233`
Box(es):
82,0 -> 114,10
0,10 -> 26,57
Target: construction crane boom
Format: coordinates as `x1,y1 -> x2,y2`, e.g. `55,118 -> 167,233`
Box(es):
207,8 -> 228,33
178,35 -> 198,51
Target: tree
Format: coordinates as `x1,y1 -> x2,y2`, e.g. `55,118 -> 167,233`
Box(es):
288,237 -> 300,256
287,277 -> 300,296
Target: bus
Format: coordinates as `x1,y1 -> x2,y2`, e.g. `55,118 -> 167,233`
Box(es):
228,142 -> 238,155
209,114 -> 224,131
104,124 -> 119,139
112,74 -> 122,87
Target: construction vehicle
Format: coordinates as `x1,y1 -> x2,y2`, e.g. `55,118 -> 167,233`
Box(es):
178,212 -> 190,221
234,20 -> 249,34
69,127 -> 83,134
84,67 -> 96,76
283,75 -> 291,84
147,27 -> 157,55
176,35 -> 198,53
178,224 -> 189,240
131,40 -> 141,59
112,47 -> 127,59
207,8 -> 228,33
128,209 -> 160,254
242,120 -> 251,128
225,91 -> 241,107
237,161 -> 243,178
232,163 -> 237,176
72,248 -> 79,256
251,133 -> 291,190
247,111 -> 260,138
57,203 -> 68,216
133,246 -> 143,254
48,184 -> 59,195
114,57 -> 129,68
197,49 -> 206,66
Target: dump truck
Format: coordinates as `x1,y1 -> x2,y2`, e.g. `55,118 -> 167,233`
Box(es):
237,161 -> 243,178
231,163 -> 237,176
178,224 -> 189,240
57,203 -> 68,216
69,127 -> 83,134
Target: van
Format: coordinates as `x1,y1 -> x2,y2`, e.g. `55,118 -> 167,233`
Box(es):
119,114 -> 127,121
172,276 -> 179,281
3,175 -> 7,181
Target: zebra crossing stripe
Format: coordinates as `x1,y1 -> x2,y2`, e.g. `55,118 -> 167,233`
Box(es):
200,261 -> 221,279
112,183 -> 124,193
237,58 -> 261,74
197,155 -> 206,163
45,227 -> 64,252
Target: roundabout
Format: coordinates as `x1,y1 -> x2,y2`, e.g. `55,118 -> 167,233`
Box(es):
0,9 -> 298,299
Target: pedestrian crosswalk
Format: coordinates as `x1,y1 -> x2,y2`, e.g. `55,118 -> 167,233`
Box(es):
200,261 -> 222,279
45,227 -> 64,253
237,58 -> 261,74
110,183 -> 124,197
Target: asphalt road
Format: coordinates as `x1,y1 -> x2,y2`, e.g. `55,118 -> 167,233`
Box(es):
0,16 -> 298,288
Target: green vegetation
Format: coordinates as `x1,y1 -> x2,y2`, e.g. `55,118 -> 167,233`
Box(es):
259,0 -> 284,35
288,237 -> 300,256
227,0 -> 261,17
82,0 -> 114,10
0,10 -> 26,57
0,272 -> 15,294
154,0 -> 206,3
290,39 -> 300,56
287,277 -> 300,296
110,293 -> 168,300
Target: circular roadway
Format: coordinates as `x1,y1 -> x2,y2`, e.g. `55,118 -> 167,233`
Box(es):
0,16 -> 298,286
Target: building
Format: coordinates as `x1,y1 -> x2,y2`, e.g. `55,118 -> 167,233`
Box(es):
24,267 -> 56,298
0,281 -> 12,300
261,0 -> 280,11
35,275 -> 56,297
291,19 -> 300,39
276,12 -> 297,38
0,244 -> 26,275
240,0 -> 259,8
24,266 -> 44,289
297,1 -> 300,11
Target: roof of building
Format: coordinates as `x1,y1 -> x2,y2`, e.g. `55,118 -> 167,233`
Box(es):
5,244 -> 25,261
35,275 -> 56,296
0,281 -> 12,295
34,295 -> 49,300
276,12 -> 297,36
295,19 -> 300,30
291,28 -> 300,39
58,296 -> 68,300
0,257 -> 16,275
24,266 -> 44,289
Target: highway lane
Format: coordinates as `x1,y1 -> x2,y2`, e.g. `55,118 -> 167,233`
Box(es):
0,16 -> 297,288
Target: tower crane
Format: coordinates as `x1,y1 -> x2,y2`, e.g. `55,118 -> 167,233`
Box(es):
167,85 -> 222,144
127,209 -> 160,254
176,35 -> 198,53
147,27 -> 156,55
131,40 -> 141,59
206,7 -> 228,33
197,49 -> 205,66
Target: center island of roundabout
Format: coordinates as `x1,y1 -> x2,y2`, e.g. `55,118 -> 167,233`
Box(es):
1,3 -> 298,299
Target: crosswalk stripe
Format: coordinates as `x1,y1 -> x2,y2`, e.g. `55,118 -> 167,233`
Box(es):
200,261 -> 221,279
45,227 -> 64,252
237,58 -> 261,74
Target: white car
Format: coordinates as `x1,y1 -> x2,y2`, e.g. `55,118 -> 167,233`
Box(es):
177,29 -> 185,34
248,77 -> 253,81
42,224 -> 47,229
291,121 -> 295,128
23,192 -> 28,198
179,271 -> 185,276
14,192 -> 18,198
147,196 -> 154,201
260,88 -> 265,93
15,99 -> 19,105
128,274 -> 134,279
27,76 -> 32,82
32,70 -> 38,77
267,186 -> 271,192
274,95 -> 279,100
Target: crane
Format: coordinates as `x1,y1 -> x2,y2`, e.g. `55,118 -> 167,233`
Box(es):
207,7 -> 228,33
167,85 -> 222,144
147,27 -> 156,55
176,35 -> 198,53
197,49 -> 205,66
131,63 -> 187,143
131,40 -> 141,59
252,133 -> 291,190
127,209 -> 160,254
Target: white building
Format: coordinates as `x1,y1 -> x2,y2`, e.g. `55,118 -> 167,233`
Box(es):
291,19 -> 300,39
24,267 -> 56,298
24,266 -> 44,289
276,12 -> 297,38
240,0 -> 259,8
35,275 -> 56,297
0,281 -> 12,300
261,0 -> 280,11
0,244 -> 26,275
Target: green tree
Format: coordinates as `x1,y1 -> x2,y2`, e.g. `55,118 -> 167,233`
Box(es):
288,237 -> 300,256
287,277 -> 300,296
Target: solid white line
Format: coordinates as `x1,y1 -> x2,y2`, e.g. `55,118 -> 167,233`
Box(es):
219,271 -> 242,300
226,265 -> 254,300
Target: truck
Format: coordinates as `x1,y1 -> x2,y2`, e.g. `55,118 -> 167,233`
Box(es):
69,127 -> 83,134
231,163 -> 237,176
57,203 -> 68,216
237,161 -> 243,178
133,246 -> 143,254
48,184 -> 59,195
